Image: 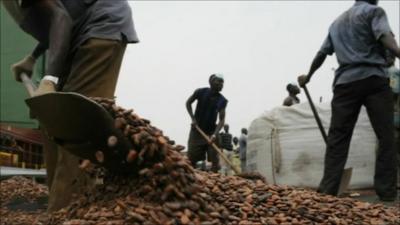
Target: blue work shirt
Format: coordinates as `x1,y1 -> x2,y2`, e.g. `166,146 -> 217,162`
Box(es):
20,0 -> 139,54
320,1 -> 393,86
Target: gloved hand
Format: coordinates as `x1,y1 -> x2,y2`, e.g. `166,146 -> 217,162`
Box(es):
297,74 -> 310,87
11,55 -> 36,82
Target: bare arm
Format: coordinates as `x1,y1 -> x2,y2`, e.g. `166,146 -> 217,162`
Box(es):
33,0 -> 72,79
186,93 -> 197,124
380,33 -> 400,59
214,108 -> 226,137
307,51 -> 327,80
298,51 -> 327,87
31,42 -> 48,60
11,42 -> 48,82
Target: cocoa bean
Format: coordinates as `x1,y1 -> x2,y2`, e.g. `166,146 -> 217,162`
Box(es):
95,151 -> 104,163
18,98 -> 396,225
107,136 -> 118,147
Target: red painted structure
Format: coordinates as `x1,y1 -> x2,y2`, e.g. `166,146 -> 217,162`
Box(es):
0,124 -> 44,169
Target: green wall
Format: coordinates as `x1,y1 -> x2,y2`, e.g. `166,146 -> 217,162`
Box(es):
1,4 -> 45,128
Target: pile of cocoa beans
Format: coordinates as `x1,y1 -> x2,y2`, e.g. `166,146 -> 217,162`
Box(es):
88,97 -> 185,169
0,176 -> 48,205
47,170 -> 399,225
42,98 -> 399,225
0,176 -> 48,225
0,207 -> 46,225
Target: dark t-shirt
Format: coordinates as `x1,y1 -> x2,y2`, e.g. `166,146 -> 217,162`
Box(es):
193,88 -> 228,134
219,132 -> 233,151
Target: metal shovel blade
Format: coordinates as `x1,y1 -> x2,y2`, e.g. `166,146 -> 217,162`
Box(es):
25,92 -> 134,173
338,168 -> 353,197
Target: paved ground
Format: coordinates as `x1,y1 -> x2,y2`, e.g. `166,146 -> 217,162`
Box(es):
344,189 -> 400,207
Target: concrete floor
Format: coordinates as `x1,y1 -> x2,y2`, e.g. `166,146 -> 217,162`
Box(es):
344,189 -> 400,207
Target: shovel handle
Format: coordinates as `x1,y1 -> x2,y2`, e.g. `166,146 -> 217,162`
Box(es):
303,85 -> 328,144
194,125 -> 241,174
20,73 -> 37,97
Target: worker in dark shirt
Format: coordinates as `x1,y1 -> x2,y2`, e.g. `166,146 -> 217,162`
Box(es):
298,0 -> 400,201
219,124 -> 233,151
283,83 -> 300,106
218,124 -> 233,175
186,74 -> 228,172
2,0 -> 139,211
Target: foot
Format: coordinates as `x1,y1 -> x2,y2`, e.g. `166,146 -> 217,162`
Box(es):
378,196 -> 396,202
33,80 -> 56,96
374,196 -> 398,207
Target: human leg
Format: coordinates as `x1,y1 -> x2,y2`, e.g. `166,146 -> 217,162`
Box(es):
41,130 -> 58,191
188,128 -> 207,168
207,146 -> 220,173
226,151 -> 233,175
218,149 -> 228,175
240,160 -> 246,173
47,39 -> 127,211
363,77 -> 397,200
318,81 -> 363,196
47,148 -> 90,212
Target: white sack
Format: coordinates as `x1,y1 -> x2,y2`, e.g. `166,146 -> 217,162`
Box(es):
247,102 -> 377,189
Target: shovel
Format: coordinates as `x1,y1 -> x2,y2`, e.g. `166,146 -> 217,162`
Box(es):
20,73 -> 134,173
194,125 -> 266,181
302,84 -> 352,196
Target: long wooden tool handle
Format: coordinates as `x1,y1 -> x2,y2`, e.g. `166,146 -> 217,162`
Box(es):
20,73 -> 37,97
303,85 -> 328,144
194,125 -> 241,174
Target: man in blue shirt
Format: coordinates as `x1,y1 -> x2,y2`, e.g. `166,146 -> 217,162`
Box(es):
298,0 -> 400,201
186,74 -> 228,172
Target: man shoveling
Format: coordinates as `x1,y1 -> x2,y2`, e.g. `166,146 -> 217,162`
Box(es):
2,0 -> 139,211
186,74 -> 228,172
298,0 -> 399,201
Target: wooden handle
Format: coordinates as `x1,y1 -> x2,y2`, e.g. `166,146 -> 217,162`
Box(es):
303,85 -> 328,144
20,73 -> 36,97
194,125 -> 241,174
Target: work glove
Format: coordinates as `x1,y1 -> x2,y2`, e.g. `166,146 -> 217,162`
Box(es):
297,74 -> 310,87
11,55 -> 36,82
